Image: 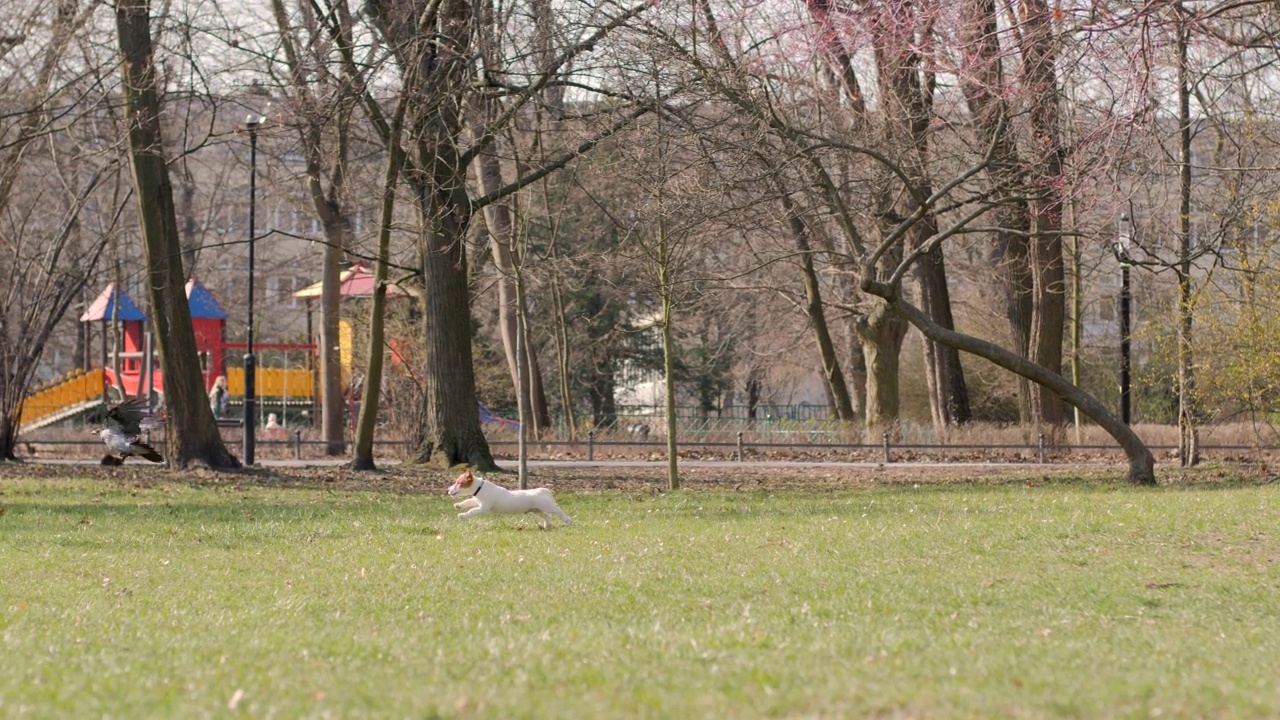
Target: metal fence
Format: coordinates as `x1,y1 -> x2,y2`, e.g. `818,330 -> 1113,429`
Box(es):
22,424 -> 1280,465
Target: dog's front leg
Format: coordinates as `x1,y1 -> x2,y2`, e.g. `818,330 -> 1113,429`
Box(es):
453,497 -> 480,510
458,504 -> 486,519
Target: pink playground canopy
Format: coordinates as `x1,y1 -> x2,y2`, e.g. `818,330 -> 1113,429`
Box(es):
292,264 -> 419,300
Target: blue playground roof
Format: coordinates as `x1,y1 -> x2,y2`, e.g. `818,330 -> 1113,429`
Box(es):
80,283 -> 147,322
186,279 -> 228,320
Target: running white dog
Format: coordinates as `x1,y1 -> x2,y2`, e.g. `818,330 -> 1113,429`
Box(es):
447,469 -> 572,528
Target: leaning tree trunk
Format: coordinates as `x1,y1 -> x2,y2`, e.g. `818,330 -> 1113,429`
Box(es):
352,95 -> 407,471
116,0 -> 238,469
883,293 -> 1156,484
780,193 -> 856,421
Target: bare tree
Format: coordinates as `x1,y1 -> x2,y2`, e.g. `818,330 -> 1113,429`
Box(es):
657,0 -> 1158,481
116,0 -> 238,468
957,0 -> 1033,422
1016,0 -> 1068,428
351,94 -> 408,470
270,0 -> 356,456
779,189 -> 857,421
0,0 -> 114,459
340,0 -> 649,468
473,0 -> 553,437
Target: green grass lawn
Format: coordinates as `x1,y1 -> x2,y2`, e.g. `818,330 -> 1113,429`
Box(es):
2,471 -> 1279,718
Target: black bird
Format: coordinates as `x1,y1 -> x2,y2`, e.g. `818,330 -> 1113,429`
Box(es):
95,397 -> 163,464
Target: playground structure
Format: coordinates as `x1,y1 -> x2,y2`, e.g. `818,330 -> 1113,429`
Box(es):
20,264 -> 519,436
21,279 -> 317,431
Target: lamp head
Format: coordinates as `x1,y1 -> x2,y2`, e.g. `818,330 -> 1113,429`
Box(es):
245,113 -> 265,130
1117,213 -> 1133,254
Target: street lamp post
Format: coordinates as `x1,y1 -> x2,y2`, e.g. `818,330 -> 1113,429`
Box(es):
1117,213 -> 1133,426
244,114 -> 263,465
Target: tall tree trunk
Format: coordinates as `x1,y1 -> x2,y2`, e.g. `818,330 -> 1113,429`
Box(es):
271,0 -> 351,456
1017,0 -> 1067,427
367,0 -> 497,470
846,330 -> 868,419
115,0 -> 237,468
549,268 -> 577,438
514,261 -> 532,488
916,242 -> 971,429
317,215 -> 346,456
959,0 -> 1033,421
352,96 -> 407,471
1174,6 -> 1199,466
475,137 -> 552,435
1066,198 -> 1083,439
657,214 -> 679,491
869,0 -> 968,432
857,305 -> 906,430
407,178 -> 495,469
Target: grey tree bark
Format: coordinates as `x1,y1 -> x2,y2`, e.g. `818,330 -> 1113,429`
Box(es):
779,192 -> 856,421
352,95 -> 408,471
1174,5 -> 1200,466
115,0 -> 238,468
270,0 -> 351,456
365,0 -> 499,469
1017,0 -> 1068,427
959,0 -> 1034,422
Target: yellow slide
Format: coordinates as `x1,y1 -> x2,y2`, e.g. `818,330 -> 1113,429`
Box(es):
20,368 -> 107,430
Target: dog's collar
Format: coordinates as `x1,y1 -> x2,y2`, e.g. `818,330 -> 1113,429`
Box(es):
469,479 -> 485,498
